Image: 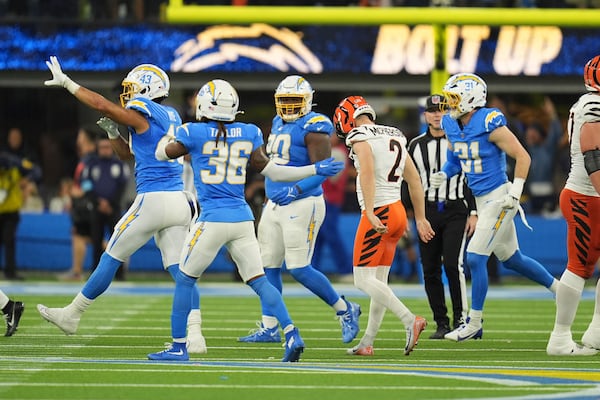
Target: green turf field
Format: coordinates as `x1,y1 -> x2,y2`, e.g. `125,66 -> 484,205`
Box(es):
1,282 -> 599,400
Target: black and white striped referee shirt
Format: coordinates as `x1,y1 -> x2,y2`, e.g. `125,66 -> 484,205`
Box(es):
406,130 -> 475,208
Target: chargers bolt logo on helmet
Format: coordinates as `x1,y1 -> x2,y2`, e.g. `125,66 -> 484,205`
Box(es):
196,79 -> 241,122
120,64 -> 170,107
333,95 -> 376,138
442,73 -> 487,120
275,75 -> 314,122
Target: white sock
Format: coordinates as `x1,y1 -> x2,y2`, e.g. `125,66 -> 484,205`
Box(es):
187,309 -> 203,336
468,309 -> 483,326
332,298 -> 347,313
588,277 -> 600,328
359,333 -> 376,348
361,298 -> 386,347
549,278 -> 559,294
0,291 -> 8,310
354,267 -> 413,326
282,324 -> 294,335
262,315 -> 278,329
553,269 -> 584,335
67,292 -> 93,316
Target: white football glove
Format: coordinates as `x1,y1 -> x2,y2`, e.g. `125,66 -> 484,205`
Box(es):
429,171 -> 447,189
97,117 -> 121,139
499,194 -> 519,209
44,56 -> 80,94
500,178 -> 525,209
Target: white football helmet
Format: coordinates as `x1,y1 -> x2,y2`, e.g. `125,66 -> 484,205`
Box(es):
274,75 -> 313,122
120,64 -> 170,107
196,79 -> 241,122
442,73 -> 487,119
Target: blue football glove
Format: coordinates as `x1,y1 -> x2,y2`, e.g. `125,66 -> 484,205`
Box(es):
315,157 -> 344,176
270,186 -> 300,206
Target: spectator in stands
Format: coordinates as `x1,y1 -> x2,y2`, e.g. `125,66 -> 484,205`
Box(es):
61,127 -> 130,281
86,134 -> 130,279
520,97 -> 563,214
4,127 -> 37,162
48,177 -> 73,213
60,127 -> 97,282
0,151 -> 41,280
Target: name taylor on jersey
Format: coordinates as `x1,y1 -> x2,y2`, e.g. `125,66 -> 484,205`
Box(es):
209,127 -> 243,138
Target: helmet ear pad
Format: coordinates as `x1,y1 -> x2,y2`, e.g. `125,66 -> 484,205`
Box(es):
584,55 -> 600,92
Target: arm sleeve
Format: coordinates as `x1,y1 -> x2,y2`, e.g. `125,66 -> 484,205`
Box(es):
295,175 -> 327,194
261,160 -> 316,182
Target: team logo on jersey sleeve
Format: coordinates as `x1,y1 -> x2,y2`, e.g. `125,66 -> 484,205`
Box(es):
484,110 -> 505,131
304,115 -> 332,132
126,99 -> 152,117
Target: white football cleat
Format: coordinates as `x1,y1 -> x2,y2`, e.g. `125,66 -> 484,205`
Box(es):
187,333 -> 207,354
547,332 -> 598,356
582,325 -> 600,350
37,304 -> 80,335
444,318 -> 483,342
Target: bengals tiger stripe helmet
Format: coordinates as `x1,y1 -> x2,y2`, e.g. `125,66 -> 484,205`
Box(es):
584,55 -> 600,92
333,96 -> 376,138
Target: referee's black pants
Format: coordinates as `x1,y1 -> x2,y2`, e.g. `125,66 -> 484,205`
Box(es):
419,201 -> 467,329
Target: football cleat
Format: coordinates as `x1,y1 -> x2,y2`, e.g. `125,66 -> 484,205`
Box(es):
282,327 -> 304,362
37,304 -> 79,335
429,324 -> 451,340
405,316 -> 427,355
186,333 -> 207,354
148,342 -> 189,361
238,322 -> 281,343
547,332 -> 598,356
582,325 -> 600,350
347,345 -> 374,356
444,317 -> 483,342
4,301 -> 24,337
337,296 -> 362,343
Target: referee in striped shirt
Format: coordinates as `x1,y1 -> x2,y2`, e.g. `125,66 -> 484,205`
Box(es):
405,94 -> 478,339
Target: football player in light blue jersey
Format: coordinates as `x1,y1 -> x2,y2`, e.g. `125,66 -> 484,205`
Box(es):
238,75 -> 362,345
147,79 -> 343,362
431,73 -> 558,341
37,57 -> 205,354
